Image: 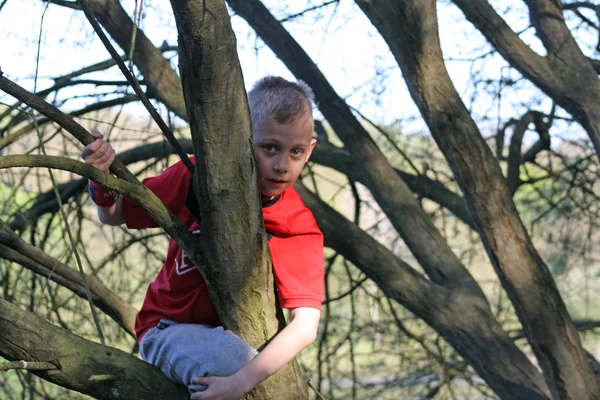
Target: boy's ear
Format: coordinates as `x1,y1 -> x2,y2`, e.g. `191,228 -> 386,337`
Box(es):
304,138 -> 317,163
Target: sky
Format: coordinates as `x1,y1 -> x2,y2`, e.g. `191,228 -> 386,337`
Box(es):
0,0 -> 596,143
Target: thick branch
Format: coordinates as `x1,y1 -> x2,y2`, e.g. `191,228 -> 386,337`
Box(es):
0,154 -> 203,281
227,0 -> 486,301
355,0 -> 598,398
506,111 -> 550,195
451,0 -> 556,87
0,297 -> 188,400
295,182 -> 550,400
0,230 -> 137,337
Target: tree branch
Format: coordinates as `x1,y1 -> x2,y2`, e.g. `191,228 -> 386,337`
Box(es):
76,0 -> 193,174
227,0 -> 487,301
0,297 -> 189,400
0,230 -> 137,337
9,139 -> 195,232
355,0 -> 597,397
0,154 -> 204,283
295,182 -> 551,400
0,70 -> 133,181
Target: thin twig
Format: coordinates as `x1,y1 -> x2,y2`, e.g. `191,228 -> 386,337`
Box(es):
75,0 -> 194,173
33,0 -> 105,344
0,70 -> 136,181
0,360 -> 59,371
307,380 -> 326,400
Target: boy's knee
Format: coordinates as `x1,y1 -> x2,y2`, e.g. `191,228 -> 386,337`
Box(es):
209,327 -> 257,374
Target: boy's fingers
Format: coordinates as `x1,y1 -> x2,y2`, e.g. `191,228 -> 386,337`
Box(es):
98,149 -> 116,172
84,142 -> 109,162
80,139 -> 104,159
192,376 -> 211,385
91,130 -> 104,139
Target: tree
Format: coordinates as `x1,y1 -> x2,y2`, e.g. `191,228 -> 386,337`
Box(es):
0,0 -> 599,399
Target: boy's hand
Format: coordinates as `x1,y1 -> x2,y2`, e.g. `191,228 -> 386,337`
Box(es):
190,376 -> 248,400
80,131 -> 116,172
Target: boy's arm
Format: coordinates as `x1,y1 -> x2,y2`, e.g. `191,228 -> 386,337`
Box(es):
96,196 -> 125,226
191,307 -> 321,400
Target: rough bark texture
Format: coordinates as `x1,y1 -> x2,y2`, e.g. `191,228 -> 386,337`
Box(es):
296,183 -> 551,400
0,298 -> 189,400
168,0 -> 308,398
355,0 -> 600,398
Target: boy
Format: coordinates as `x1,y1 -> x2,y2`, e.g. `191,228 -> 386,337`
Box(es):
81,77 -> 324,400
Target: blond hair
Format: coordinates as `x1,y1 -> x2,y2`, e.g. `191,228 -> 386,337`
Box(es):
248,76 -> 314,134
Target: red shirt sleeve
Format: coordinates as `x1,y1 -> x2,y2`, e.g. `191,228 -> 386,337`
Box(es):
265,188 -> 324,310
122,160 -> 194,229
269,230 -> 324,310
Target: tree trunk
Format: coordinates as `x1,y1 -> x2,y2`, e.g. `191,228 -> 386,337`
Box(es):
355,0 -> 600,398
168,0 -> 308,398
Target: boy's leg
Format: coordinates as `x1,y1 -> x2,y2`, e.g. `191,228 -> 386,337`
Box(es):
139,320 -> 257,394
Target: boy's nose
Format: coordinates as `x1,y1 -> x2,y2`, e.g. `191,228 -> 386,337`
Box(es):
274,156 -> 288,173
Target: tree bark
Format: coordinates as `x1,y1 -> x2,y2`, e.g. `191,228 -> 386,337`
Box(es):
168,0 -> 308,398
355,1 -> 599,398
0,298 -> 188,400
295,182 -> 551,400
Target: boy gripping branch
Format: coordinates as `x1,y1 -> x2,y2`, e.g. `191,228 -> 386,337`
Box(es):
81,77 -> 324,400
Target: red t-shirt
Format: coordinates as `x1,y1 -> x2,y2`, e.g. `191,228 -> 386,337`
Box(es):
122,159 -> 324,342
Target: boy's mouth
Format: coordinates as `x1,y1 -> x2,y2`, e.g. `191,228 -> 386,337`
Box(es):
269,178 -> 287,185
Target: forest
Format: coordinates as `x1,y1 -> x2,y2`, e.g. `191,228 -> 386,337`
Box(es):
0,0 -> 599,399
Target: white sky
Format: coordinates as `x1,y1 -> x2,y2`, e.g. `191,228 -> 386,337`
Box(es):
0,0 -> 597,142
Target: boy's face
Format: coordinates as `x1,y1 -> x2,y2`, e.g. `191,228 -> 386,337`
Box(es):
253,116 -> 317,201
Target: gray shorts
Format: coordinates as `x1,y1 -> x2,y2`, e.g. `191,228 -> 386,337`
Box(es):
139,320 -> 258,393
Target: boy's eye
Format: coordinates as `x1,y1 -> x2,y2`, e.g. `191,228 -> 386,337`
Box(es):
264,144 -> 277,152
291,149 -> 304,157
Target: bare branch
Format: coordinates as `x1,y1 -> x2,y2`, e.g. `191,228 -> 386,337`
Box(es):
0,297 -> 189,400
9,139 -> 195,232
0,154 -> 204,283
1,94 -> 140,141
0,70 -> 135,181
43,0 -> 81,10
76,0 -> 193,173
0,230 -> 137,336
227,0 -> 486,300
